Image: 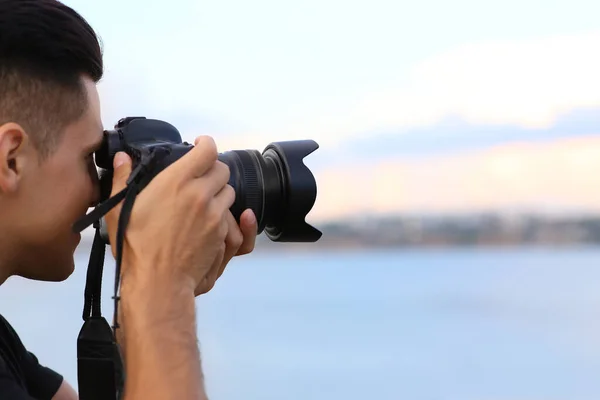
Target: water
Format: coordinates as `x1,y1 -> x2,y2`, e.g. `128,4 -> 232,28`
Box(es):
2,246 -> 600,399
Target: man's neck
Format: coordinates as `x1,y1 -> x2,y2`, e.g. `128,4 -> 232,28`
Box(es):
0,217 -> 17,286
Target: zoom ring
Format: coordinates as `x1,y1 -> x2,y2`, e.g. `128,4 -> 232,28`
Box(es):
232,150 -> 263,224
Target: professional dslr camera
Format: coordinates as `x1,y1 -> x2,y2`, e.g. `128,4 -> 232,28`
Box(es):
74,116 -> 321,400
78,116 -> 322,242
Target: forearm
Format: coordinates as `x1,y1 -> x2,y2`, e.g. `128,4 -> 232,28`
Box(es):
119,273 -> 207,400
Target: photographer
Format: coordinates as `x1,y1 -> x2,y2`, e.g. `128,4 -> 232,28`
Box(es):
0,1 -> 257,399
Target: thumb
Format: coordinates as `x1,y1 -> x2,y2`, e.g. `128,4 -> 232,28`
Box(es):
111,151 -> 133,196
105,152 -> 132,254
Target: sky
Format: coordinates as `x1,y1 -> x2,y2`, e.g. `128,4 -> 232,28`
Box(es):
64,0 -> 600,221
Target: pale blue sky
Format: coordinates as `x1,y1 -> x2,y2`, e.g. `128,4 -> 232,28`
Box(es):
64,0 -> 600,159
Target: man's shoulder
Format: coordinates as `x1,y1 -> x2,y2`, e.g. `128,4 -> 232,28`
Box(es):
0,313 -> 27,379
0,313 -> 31,397
0,313 -> 64,400
0,312 -> 22,343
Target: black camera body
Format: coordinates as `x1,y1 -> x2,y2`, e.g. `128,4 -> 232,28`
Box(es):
94,117 -> 322,242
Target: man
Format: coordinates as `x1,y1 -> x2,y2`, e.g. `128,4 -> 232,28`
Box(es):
0,1 -> 257,399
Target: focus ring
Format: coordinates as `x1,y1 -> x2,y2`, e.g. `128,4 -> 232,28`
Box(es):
232,150 -> 263,226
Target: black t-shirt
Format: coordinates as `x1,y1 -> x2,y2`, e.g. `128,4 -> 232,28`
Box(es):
0,314 -> 63,399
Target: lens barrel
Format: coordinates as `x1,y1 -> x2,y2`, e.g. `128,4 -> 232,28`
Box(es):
219,140 -> 322,242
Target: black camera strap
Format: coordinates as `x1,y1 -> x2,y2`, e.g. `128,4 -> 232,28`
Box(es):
74,150 -> 164,400
77,223 -> 122,400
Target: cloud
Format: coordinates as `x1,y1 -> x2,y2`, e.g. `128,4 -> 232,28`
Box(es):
110,32 -> 600,155
97,26 -> 600,155
308,135 -> 600,221
303,30 -> 600,144
336,106 -> 600,163
410,31 -> 600,129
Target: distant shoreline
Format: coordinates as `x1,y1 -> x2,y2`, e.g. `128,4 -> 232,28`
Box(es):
78,212 -> 600,252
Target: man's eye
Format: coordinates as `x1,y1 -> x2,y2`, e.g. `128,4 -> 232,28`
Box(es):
86,153 -> 96,168
87,154 -> 99,178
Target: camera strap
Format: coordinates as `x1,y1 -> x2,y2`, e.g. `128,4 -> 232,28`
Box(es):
73,150 -> 164,400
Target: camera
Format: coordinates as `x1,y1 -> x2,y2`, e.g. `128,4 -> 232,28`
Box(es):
93,117 -> 322,242
76,116 -> 322,400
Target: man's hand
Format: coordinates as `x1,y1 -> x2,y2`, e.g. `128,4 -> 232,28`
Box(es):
101,135 -> 258,400
194,136 -> 258,293
104,136 -> 257,291
195,207 -> 257,295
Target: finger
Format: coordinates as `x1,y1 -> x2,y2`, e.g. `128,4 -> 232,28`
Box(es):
208,216 -> 230,279
213,183 -> 236,210
217,212 -> 244,279
105,152 -> 132,246
110,152 -> 133,197
210,241 -> 227,283
195,242 -> 226,296
194,161 -> 231,197
172,135 -> 218,179
236,209 -> 257,256
195,220 -> 228,296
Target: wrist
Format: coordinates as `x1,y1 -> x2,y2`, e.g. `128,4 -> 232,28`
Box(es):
118,260 -> 196,330
116,265 -> 205,400
119,252 -> 197,298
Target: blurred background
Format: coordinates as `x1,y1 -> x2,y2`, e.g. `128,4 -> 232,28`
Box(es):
2,0 -> 600,399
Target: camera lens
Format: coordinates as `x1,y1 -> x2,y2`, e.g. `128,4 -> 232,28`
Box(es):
218,140 -> 322,242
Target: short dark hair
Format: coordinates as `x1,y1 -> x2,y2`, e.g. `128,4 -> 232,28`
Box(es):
0,0 -> 103,158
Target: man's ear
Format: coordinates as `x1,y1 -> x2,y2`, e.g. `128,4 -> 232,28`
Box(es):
0,122 -> 31,194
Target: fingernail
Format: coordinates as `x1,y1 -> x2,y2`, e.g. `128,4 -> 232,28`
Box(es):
114,152 -> 127,168
246,210 -> 256,225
